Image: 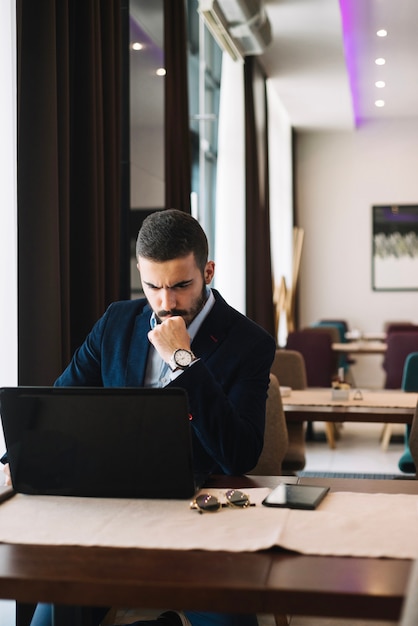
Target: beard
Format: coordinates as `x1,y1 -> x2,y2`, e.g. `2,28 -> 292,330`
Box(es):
155,283 -> 208,327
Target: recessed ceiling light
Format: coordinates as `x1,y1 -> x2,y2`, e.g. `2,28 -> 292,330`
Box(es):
131,42 -> 143,51
375,100 -> 385,107
156,68 -> 166,76
375,81 -> 386,88
376,29 -> 388,37
375,58 -> 386,65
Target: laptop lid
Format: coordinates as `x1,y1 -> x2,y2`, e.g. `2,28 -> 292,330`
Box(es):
0,386 -> 197,499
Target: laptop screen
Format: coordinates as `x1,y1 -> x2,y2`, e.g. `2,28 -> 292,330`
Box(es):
0,386 -> 196,499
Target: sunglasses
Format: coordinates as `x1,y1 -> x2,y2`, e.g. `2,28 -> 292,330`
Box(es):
190,489 -> 254,513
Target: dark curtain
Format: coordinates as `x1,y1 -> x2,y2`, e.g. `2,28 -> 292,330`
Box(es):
291,127 -> 300,329
244,57 -> 275,336
164,0 -> 191,213
17,0 -> 126,385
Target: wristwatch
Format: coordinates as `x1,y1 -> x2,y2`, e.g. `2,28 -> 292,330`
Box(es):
169,348 -> 196,371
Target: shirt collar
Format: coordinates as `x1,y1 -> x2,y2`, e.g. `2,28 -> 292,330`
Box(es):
187,287 -> 215,341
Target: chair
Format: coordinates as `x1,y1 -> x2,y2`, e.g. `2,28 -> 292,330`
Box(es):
407,401 -> 418,477
398,353 -> 418,473
320,319 -> 350,335
383,332 -> 418,389
384,321 -> 416,334
286,330 -> 335,387
271,348 -> 307,390
308,323 -> 355,388
285,331 -> 338,448
381,333 -> 418,451
270,349 -> 307,472
248,373 -> 289,476
306,325 -> 340,376
315,319 -> 355,380
247,372 -> 290,626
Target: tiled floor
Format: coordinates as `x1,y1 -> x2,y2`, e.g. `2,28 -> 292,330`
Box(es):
0,422 -> 409,625
302,420 -> 406,476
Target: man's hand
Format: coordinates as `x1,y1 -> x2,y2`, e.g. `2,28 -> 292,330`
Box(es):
148,316 -> 191,363
2,463 -> 11,487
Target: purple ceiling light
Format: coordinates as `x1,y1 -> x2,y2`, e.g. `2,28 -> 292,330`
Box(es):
339,0 -> 360,127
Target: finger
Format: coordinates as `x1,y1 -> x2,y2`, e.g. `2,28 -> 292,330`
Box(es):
3,463 -> 12,487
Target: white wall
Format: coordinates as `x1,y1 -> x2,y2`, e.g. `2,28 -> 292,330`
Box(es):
296,119 -> 418,388
0,0 -> 17,458
130,126 -> 164,208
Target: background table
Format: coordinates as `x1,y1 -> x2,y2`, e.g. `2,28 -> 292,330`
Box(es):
283,388 -> 417,424
332,341 -> 387,355
283,387 -> 417,447
345,332 -> 387,342
1,475 -> 417,626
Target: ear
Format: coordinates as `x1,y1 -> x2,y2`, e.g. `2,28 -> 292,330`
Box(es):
204,261 -> 215,284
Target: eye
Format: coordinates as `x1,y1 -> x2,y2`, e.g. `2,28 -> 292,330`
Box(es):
144,283 -> 160,291
175,281 -> 193,290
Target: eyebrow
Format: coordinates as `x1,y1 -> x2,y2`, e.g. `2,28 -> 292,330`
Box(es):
143,279 -> 194,289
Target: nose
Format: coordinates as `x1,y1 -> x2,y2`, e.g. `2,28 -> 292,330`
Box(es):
160,288 -> 176,312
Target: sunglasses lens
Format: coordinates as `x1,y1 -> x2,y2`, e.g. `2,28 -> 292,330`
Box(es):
225,489 -> 250,508
194,494 -> 221,513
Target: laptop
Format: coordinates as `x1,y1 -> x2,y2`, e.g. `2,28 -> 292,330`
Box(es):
0,386 -> 198,499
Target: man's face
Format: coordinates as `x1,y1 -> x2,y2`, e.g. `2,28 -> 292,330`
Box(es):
137,252 -> 215,327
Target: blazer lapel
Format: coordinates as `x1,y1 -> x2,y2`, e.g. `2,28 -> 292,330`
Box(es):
191,292 -> 232,360
125,308 -> 152,386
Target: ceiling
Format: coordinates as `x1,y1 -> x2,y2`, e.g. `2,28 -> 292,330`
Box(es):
260,0 -> 418,130
129,0 -> 418,132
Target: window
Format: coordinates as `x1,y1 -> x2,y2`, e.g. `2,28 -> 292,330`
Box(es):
187,0 -> 221,258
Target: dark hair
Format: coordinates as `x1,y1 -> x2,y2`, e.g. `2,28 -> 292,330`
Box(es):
136,209 -> 209,273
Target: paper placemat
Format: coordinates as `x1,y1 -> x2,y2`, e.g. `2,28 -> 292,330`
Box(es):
1,488 -> 418,559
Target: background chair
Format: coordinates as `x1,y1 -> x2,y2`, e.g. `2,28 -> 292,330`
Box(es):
271,349 -> 307,472
247,374 -> 299,626
285,330 -> 338,448
397,353 -> 418,473
383,332 -> 418,389
320,318 -> 350,335
315,319 -> 355,381
247,373 -> 288,476
407,401 -> 418,478
381,333 -> 418,451
384,321 -> 417,334
286,330 -> 335,387
271,348 -> 308,389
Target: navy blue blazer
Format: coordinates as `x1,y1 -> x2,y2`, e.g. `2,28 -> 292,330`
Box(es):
55,290 -> 276,476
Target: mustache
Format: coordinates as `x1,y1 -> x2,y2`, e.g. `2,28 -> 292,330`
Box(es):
157,309 -> 188,319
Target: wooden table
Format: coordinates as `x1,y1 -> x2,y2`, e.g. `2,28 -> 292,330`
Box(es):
332,340 -> 387,355
345,332 -> 386,342
283,388 -> 417,424
1,475 -> 417,626
282,388 -> 417,448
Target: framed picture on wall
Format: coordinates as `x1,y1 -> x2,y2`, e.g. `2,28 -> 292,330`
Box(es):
372,204 -> 418,291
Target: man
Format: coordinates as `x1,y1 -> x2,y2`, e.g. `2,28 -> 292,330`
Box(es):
10,209 -> 277,626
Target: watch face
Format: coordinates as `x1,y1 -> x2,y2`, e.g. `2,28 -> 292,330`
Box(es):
175,349 -> 192,367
